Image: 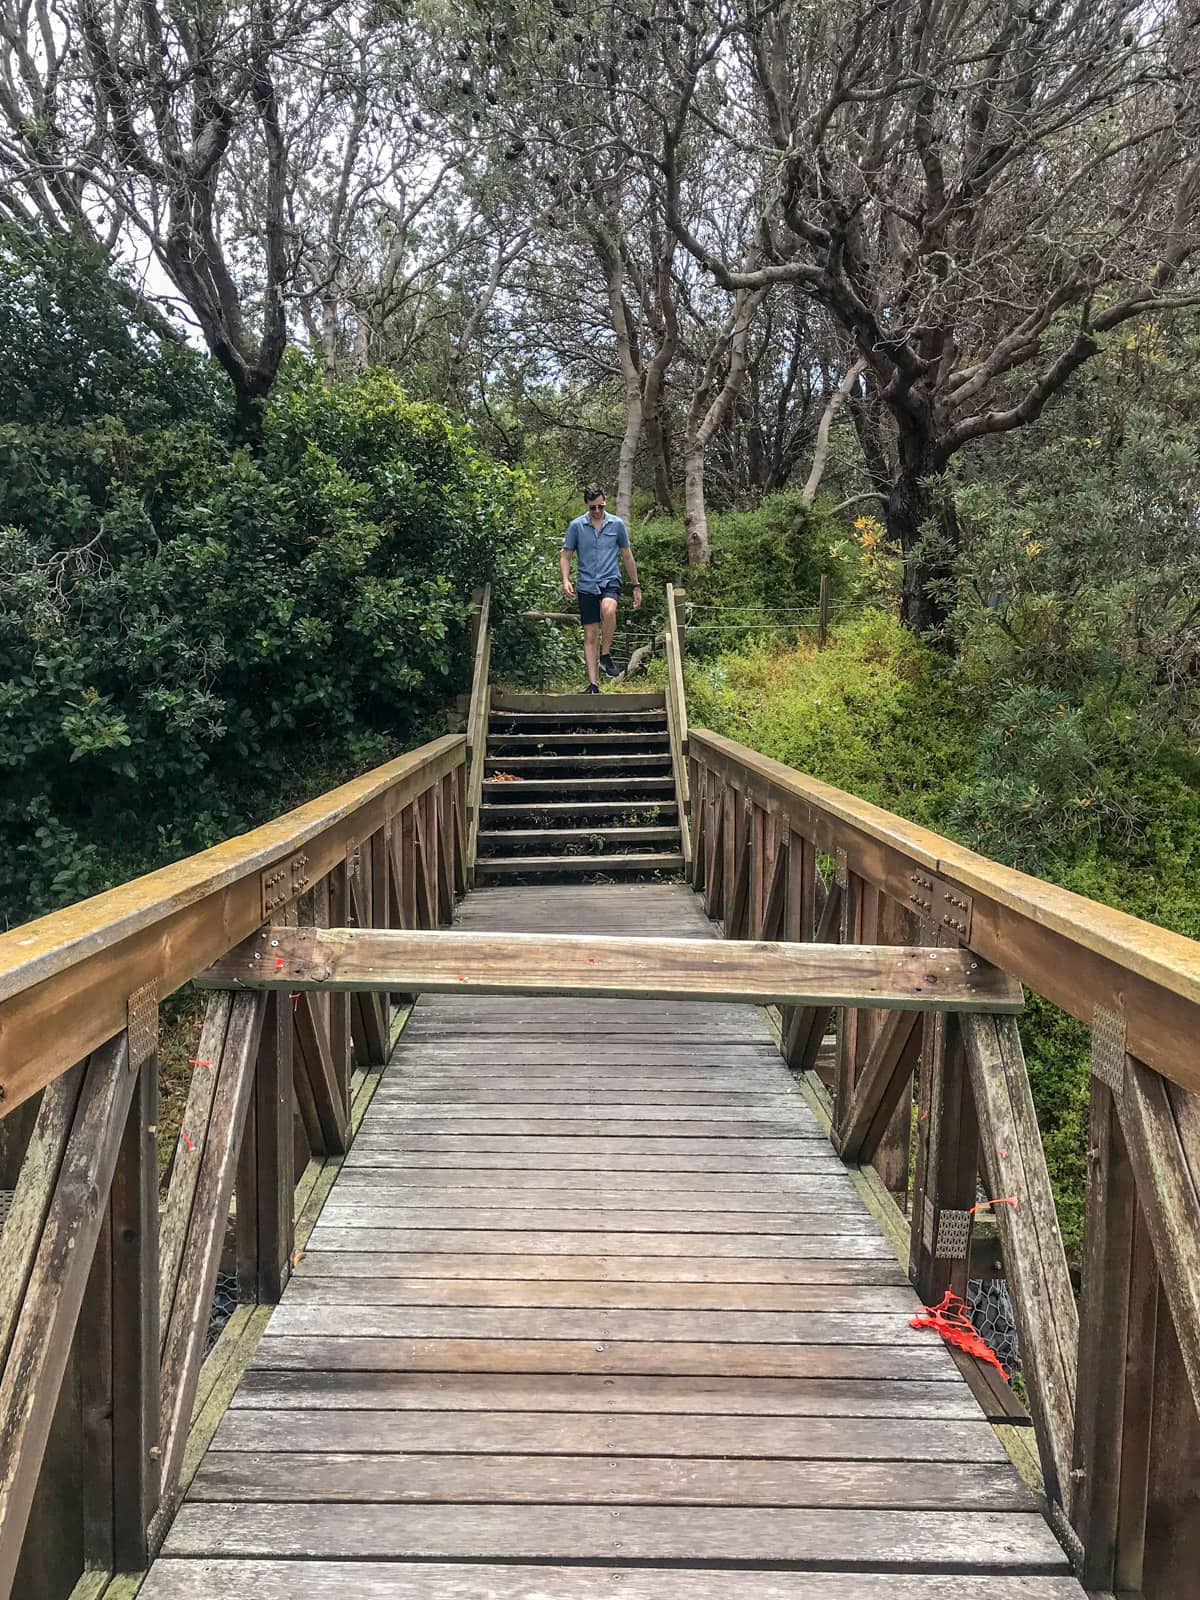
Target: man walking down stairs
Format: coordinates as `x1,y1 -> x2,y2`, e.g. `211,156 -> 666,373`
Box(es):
476,692 -> 684,880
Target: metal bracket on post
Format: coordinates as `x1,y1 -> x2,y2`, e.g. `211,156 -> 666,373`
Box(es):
934,1208 -> 973,1262
1090,1004 -> 1127,1094
126,980 -> 158,1073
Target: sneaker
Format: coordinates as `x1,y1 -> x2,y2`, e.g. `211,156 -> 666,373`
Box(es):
599,653 -> 620,679
584,682 -> 600,694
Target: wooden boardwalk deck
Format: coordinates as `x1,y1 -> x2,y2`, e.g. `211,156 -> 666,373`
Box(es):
141,883 -> 1084,1600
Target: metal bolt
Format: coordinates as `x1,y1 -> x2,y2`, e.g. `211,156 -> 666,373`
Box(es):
271,939 -> 279,947
254,952 -> 262,960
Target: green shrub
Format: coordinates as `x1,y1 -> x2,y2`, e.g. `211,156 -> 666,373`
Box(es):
0,240 -> 558,925
687,613 -> 1200,1260
633,491 -> 838,644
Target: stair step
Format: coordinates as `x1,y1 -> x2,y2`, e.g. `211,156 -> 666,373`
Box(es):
490,691 -> 665,713
487,732 -> 670,750
481,800 -> 679,820
482,777 -> 676,797
478,827 -> 682,850
475,853 -> 685,877
485,754 -> 671,772
489,711 -> 668,729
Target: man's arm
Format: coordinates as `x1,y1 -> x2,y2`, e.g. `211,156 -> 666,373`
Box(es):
561,532 -> 576,597
620,542 -> 642,608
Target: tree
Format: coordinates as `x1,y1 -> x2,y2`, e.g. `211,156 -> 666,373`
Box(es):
0,0 -> 432,437
657,0 -> 1200,632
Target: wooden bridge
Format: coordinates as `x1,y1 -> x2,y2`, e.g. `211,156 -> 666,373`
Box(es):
1,587 -> 1198,1600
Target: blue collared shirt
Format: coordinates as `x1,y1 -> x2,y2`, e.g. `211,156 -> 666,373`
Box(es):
563,512 -> 630,593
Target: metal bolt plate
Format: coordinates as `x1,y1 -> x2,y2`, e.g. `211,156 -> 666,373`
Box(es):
935,1207 -> 972,1261
127,980 -> 158,1072
1091,1004 -> 1127,1093
922,1193 -> 936,1254
260,850 -> 312,919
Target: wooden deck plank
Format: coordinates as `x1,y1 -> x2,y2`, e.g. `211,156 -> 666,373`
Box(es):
210,1408 -> 1010,1460
188,1452 -> 1034,1509
139,1562 -> 1087,1600
290,1251 -> 905,1283
301,1228 -> 901,1258
265,1305 -> 937,1345
311,1206 -> 882,1235
161,1503 -> 1070,1569
144,878 -> 1082,1600
248,1337 -> 961,1379
281,1279 -> 915,1311
230,1370 -> 987,1419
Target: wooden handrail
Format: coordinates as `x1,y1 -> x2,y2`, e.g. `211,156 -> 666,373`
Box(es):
0,735 -> 465,1116
688,726 -> 1200,1594
691,727 -> 1200,1090
663,583 -> 692,865
0,733 -> 465,1599
464,584 -> 492,882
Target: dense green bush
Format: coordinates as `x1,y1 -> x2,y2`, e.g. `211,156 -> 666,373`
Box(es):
631,491 -> 837,642
0,233 -> 557,925
686,613 -> 1200,1257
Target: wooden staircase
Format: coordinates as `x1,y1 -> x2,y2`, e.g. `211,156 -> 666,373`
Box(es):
475,691 -> 686,880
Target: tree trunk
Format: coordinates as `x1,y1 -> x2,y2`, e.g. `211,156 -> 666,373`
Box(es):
683,444 -> 710,566
615,385 -> 643,524
642,384 -> 674,512
887,445 -> 958,638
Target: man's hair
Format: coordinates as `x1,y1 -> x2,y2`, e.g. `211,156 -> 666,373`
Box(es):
584,484 -> 605,502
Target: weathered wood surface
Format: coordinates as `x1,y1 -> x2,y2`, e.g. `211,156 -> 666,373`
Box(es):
200,925 -> 1024,1012
141,882 -> 1082,1600
135,1563 -> 1088,1600
691,728 -> 1200,1091
0,735 -> 464,1116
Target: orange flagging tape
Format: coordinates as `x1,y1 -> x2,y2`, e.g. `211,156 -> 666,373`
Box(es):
187,1058 -> 211,1068
910,1289 -> 1009,1379
969,1196 -> 1018,1214
491,772 -> 520,781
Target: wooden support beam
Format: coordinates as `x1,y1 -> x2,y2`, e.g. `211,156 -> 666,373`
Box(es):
154,993 -> 266,1541
909,1011 -> 979,1306
1117,1055 -> 1200,1412
0,1035 -> 137,1599
835,1008 -> 921,1164
237,992 -> 295,1306
962,1012 -> 1078,1508
1072,1083 -> 1147,1588
783,876 -> 844,1070
198,926 -> 1024,1012
347,864 -> 388,1068
293,991 -> 348,1155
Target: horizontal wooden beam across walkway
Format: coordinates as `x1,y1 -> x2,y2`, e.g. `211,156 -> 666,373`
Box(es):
198,928 -> 1023,1012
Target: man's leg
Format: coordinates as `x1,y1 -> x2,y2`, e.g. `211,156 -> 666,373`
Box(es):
599,596 -> 618,658
582,621 -> 601,686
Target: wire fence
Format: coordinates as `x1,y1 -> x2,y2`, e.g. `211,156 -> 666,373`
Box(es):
967,1277 -> 1021,1375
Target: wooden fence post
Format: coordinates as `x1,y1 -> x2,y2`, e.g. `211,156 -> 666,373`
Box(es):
818,574 -> 831,646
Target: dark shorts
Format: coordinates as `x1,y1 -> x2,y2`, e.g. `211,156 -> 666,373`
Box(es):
578,582 -> 620,625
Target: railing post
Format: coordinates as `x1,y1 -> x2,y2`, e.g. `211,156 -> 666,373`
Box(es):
909,1009 -> 979,1305
818,574 -> 831,646
237,991 -> 295,1306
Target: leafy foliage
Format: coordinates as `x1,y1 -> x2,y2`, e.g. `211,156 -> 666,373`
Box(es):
687,607 -> 1200,1259
0,237 -> 556,925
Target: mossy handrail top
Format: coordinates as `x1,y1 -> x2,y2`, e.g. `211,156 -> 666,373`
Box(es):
0,734 -> 464,1113
693,728 -> 1200,1002
691,728 -> 1200,1089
